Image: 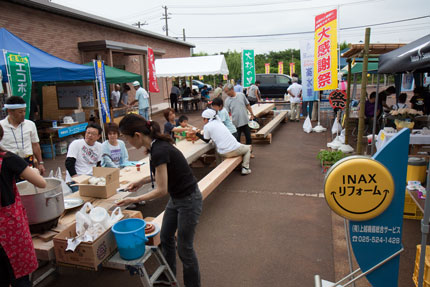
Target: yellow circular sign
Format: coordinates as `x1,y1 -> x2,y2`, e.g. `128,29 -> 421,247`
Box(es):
324,156 -> 395,221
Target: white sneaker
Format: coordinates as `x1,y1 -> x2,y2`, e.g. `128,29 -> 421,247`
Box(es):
241,167 -> 251,175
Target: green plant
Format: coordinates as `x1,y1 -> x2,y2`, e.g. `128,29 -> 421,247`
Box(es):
317,150 -> 345,164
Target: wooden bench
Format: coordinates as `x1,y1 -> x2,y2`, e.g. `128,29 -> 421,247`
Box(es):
152,156 -> 243,228
251,111 -> 288,144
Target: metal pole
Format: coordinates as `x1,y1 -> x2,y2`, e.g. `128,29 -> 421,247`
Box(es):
337,248 -> 404,287
344,59 -> 352,145
417,168 -> 430,287
145,47 -> 152,120
371,74 -> 381,155
356,28 -> 371,155
314,275 -> 322,287
344,219 -> 356,287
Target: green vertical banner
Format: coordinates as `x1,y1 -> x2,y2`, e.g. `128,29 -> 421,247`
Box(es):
4,51 -> 32,119
242,49 -> 255,88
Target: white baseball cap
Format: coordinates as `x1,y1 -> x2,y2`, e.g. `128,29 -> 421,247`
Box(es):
133,81 -> 140,86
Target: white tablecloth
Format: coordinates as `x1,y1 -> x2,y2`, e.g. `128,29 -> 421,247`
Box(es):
376,129 -> 430,150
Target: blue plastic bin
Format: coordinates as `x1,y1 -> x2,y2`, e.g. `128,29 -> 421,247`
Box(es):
41,143 -> 56,159
112,218 -> 148,260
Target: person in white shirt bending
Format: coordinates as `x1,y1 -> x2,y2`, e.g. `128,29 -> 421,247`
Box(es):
196,109 -> 251,175
287,77 -> 303,122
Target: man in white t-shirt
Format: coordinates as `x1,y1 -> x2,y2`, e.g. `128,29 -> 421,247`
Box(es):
196,109 -> 251,175
65,123 -> 103,187
287,77 -> 303,122
0,96 -> 45,174
129,81 -> 150,120
110,84 -> 121,108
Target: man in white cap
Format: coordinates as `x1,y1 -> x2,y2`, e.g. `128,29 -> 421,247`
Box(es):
196,109 -> 251,175
0,96 -> 45,174
129,81 -> 150,120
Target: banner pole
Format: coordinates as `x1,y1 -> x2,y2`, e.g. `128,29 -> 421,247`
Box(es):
146,46 -> 152,120
93,60 -> 106,142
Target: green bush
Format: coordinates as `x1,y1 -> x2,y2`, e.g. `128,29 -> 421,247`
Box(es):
317,150 -> 346,164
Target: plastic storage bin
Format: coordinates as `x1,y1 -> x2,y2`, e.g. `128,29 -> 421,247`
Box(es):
404,191 -> 424,220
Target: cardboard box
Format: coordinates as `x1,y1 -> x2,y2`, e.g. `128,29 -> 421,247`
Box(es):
78,167 -> 120,199
53,223 -> 117,271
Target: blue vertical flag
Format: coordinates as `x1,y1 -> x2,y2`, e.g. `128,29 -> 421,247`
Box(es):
93,60 -> 111,123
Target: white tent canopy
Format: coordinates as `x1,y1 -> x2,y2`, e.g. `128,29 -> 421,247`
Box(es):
155,55 -> 229,77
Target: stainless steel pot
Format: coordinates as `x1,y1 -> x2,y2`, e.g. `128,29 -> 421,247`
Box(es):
16,178 -> 65,225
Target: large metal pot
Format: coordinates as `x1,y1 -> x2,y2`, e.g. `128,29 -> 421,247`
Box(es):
16,178 -> 65,225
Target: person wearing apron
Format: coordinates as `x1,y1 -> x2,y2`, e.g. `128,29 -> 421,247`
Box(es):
117,114 -> 202,287
0,125 -> 46,287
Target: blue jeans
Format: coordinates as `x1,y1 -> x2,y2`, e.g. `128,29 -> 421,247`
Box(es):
161,187 -> 202,287
139,108 -> 149,120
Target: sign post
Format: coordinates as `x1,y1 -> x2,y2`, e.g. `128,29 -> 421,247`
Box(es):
4,51 -> 32,119
242,49 -> 255,88
317,129 -> 410,287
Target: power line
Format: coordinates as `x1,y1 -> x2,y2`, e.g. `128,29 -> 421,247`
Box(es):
169,0 -> 310,9
172,0 -> 381,16
185,15 -> 430,39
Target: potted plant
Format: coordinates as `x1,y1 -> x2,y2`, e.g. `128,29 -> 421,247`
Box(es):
317,149 -> 346,172
389,108 -> 423,130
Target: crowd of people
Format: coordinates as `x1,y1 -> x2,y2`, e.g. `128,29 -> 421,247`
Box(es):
362,85 -> 430,133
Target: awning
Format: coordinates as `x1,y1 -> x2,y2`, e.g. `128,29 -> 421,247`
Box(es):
0,28 -> 94,82
341,43 -> 405,59
341,59 -> 379,75
155,55 -> 229,77
83,62 -> 142,84
378,34 -> 430,74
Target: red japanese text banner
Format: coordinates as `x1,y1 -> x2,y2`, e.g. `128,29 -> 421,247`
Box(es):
314,9 -> 338,91
147,47 -> 160,93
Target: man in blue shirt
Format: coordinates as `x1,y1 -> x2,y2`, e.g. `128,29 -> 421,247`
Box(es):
129,81 -> 150,120
234,80 -> 243,93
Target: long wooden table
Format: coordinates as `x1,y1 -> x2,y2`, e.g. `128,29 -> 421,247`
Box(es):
251,103 -> 275,118
33,139 -> 214,261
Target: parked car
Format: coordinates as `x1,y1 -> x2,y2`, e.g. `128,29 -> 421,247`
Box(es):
192,80 -> 213,91
256,73 -> 292,99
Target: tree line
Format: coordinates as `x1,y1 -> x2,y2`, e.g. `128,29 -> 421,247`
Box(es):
192,42 -> 349,84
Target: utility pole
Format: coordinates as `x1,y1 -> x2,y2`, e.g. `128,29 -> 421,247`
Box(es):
133,21 -> 148,29
161,6 -> 171,36
183,28 -> 186,41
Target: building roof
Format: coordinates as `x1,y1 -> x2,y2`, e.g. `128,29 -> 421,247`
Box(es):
341,43 -> 405,58
78,40 -> 166,55
10,0 -> 195,48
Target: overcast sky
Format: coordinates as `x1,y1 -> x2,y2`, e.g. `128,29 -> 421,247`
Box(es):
52,0 -> 430,55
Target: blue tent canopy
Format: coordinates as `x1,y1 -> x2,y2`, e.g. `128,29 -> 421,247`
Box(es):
0,28 -> 94,82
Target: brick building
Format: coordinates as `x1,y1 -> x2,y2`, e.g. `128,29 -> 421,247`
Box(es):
0,0 -> 194,106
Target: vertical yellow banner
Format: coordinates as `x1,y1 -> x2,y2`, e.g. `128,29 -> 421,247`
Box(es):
278,62 -> 283,74
265,63 -> 270,74
199,75 -> 203,80
289,63 -> 295,76
314,9 -> 338,91
223,75 -> 228,80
